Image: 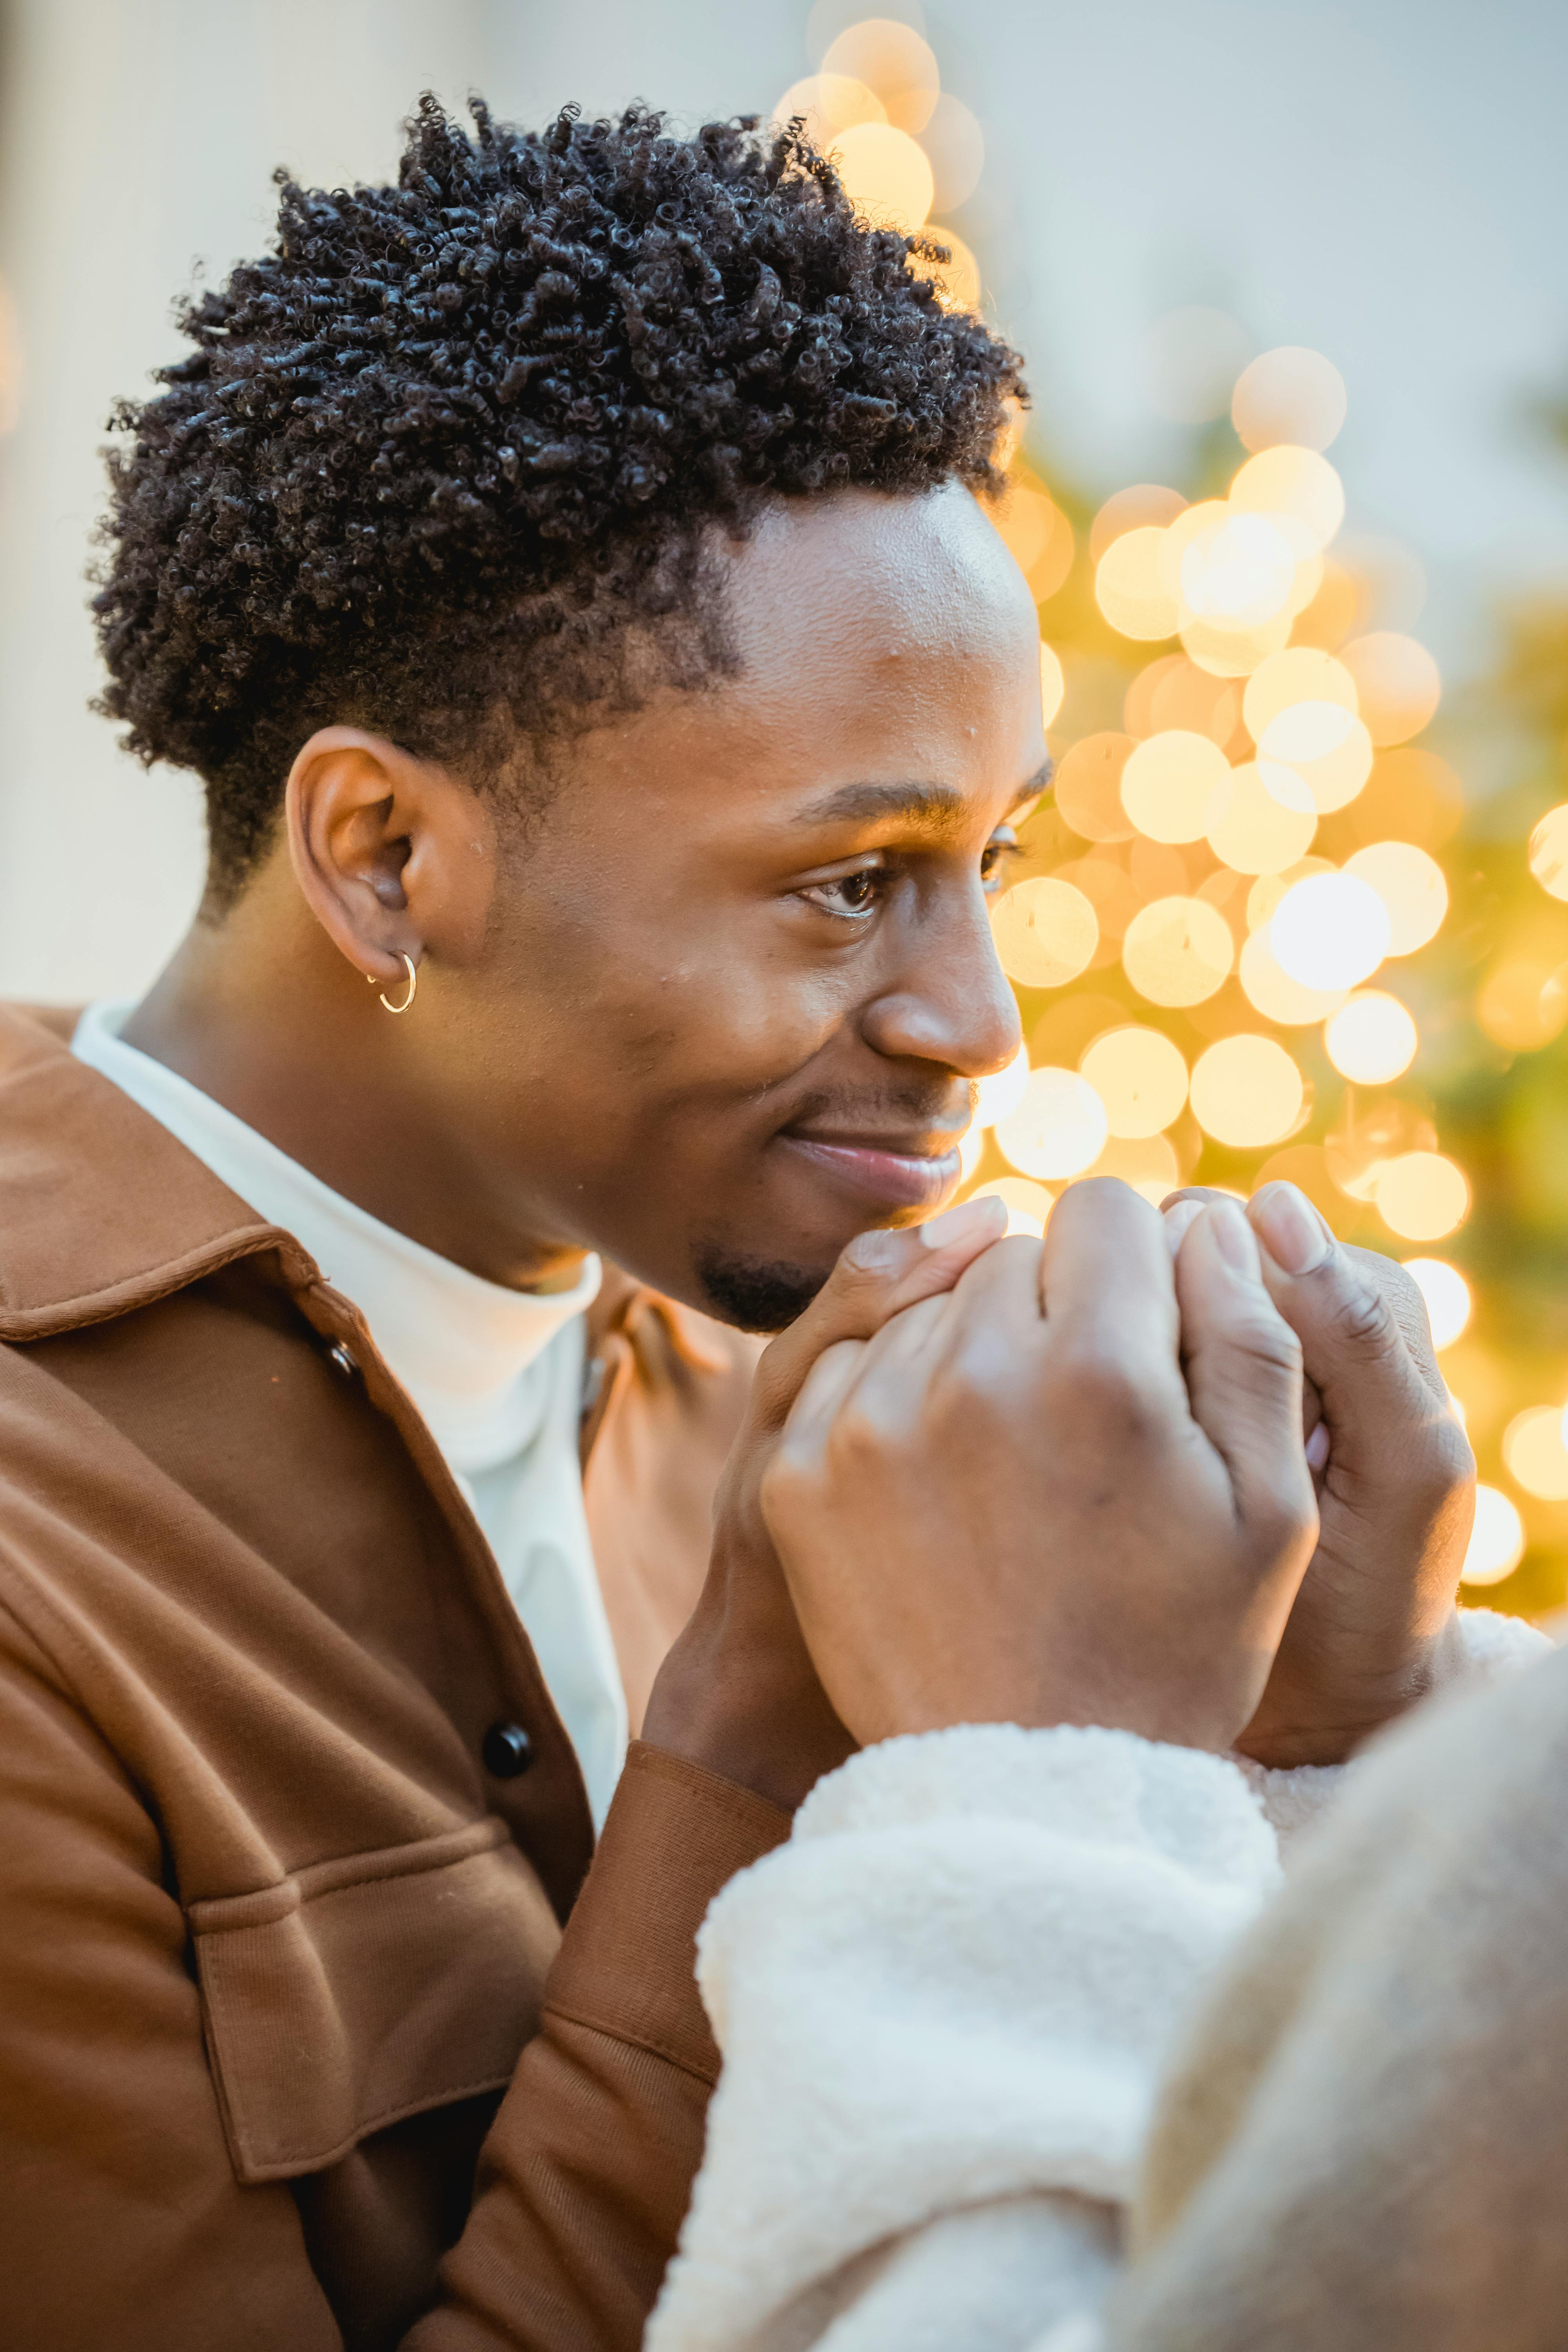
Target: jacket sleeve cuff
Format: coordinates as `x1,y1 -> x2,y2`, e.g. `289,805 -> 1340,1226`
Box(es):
541,1739 -> 790,2083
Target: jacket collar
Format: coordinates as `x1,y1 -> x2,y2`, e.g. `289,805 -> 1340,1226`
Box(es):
0,1002 -> 726,1368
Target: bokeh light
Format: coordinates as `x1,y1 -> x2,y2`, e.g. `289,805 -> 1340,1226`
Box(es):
773,72 -> 887,142
1403,1258 -> 1472,1350
1205,760 -> 1318,874
1091,484 -> 1187,566
820,18 -> 941,130
1242,648 -> 1358,739
828,119 -> 934,231
996,1066 -> 1109,1179
1083,1133 -> 1181,1206
1324,990 -> 1419,1083
1055,732 -> 1136,842
972,1040 -> 1030,1127
913,227 -> 982,312
1039,642 -> 1065,727
1229,445 -> 1346,552
1079,1025 -> 1189,1137
1339,632 -> 1442,745
1475,958 -> 1568,1053
1239,925 -> 1348,1025
991,877 -> 1098,987
1270,870 -> 1392,991
1096,526 -> 1181,640
1231,346 -> 1348,453
1120,730 -> 1230,844
1189,1034 -> 1305,1148
1374,1151 -> 1470,1241
1502,1407 -> 1568,1501
1343,840 -> 1448,956
1122,895 -> 1235,1005
917,91 -> 985,211
1256,701 -> 1374,813
1461,1487 -> 1525,1587
993,480 -> 1074,598
1527,804 -> 1568,902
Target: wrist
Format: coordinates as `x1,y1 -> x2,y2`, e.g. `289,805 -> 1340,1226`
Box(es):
641,1624 -> 854,1813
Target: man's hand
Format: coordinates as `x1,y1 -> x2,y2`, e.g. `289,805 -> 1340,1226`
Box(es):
1164,1180 -> 1476,1768
641,1195 -> 1008,1809
757,1181 -> 1319,1755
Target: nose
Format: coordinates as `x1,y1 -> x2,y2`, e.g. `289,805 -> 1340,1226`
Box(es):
859,878 -> 1022,1081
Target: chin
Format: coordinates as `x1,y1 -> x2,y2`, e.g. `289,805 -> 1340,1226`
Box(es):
691,1243 -> 834,1333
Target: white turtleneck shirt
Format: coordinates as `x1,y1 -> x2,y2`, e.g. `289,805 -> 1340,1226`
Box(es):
72,999 -> 628,1827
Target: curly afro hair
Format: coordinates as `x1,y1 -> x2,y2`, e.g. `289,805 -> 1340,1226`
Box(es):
93,95 -> 1027,904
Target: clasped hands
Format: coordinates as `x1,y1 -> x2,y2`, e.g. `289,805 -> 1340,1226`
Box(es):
643,1178 -> 1477,1808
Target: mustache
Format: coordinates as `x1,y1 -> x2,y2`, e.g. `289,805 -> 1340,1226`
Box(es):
780,1077 -> 974,1135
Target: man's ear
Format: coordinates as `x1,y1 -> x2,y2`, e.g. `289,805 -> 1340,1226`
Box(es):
283,726 -> 497,989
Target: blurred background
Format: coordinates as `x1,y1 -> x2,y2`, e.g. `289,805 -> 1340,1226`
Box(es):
1,0 -> 1566,1608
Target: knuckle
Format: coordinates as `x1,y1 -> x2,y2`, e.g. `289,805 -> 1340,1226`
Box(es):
1325,1256 -> 1403,1358
1046,1338 -> 1168,1449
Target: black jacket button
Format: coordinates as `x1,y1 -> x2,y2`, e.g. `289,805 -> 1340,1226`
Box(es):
482,1721 -> 534,1779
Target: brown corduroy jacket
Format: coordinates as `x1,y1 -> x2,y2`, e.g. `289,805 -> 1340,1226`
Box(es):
0,1001 -> 788,2352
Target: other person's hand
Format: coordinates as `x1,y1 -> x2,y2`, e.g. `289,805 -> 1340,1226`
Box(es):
757,1181 -> 1319,1755
1163,1180 -> 1476,1768
641,1195 -> 1008,1809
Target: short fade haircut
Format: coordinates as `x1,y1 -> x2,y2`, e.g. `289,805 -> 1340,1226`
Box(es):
92,96 -> 1026,906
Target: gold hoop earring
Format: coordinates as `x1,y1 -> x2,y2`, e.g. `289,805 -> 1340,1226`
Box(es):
367,953 -> 418,1015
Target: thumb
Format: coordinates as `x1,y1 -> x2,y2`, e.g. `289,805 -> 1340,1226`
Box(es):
750,1195 -> 1007,1435
1175,1200 -> 1317,1548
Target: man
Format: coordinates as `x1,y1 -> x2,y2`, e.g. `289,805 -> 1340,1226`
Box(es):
0,91 -> 1056,2352
0,89 -> 1495,2352
646,1184 -> 1553,2352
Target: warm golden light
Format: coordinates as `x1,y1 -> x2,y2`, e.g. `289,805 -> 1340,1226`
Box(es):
996,1067 -> 1109,1180
1055,732 -> 1136,843
1323,990 -> 1418,1083
1527,804 -> 1568,902
773,73 -> 888,143
1238,926 -> 1347,1025
1180,612 -> 1292,679
828,119 -> 935,232
1124,655 -> 1237,746
1179,511 -> 1299,628
1343,840 -> 1448,956
972,1040 -> 1030,1127
820,19 -> 941,131
1242,648 -> 1358,739
1039,642 -> 1065,728
1079,1025 -> 1189,1138
1096,525 -> 1181,641
912,227 -> 982,312
1122,896 -> 1235,1006
1090,484 -> 1187,567
991,877 -> 1098,988
1189,1034 -> 1305,1149
1119,729 -> 1230,844
1374,1151 -> 1470,1241
1461,1486 -> 1525,1586
1339,632 -> 1441,746
1403,1257 -> 1472,1350
1231,346 -> 1348,454
1257,701 -> 1374,813
1229,445 -> 1346,553
1246,858 -> 1335,935
1270,870 -> 1391,991
1083,1132 -> 1181,1206
1205,760 -> 1318,875
967,1174 -> 1053,1237
1502,1407 -> 1568,1501
993,481 -> 1074,598
1475,958 -> 1568,1053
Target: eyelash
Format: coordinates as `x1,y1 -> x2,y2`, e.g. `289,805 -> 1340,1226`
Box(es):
799,837 -> 1020,923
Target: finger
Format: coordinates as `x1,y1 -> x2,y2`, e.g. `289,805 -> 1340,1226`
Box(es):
777,1337 -> 870,1462
1040,1178 -> 1182,1373
1174,1201 -> 1314,1539
1165,1187 -> 1323,1445
1245,1187 -> 1455,1478
750,1194 -> 1007,1433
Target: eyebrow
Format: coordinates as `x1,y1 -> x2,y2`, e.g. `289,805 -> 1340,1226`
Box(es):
795,759 -> 1055,833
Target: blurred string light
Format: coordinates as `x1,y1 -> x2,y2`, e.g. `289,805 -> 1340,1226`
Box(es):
1462,1488 -> 1526,1586
1324,990 -> 1418,1083
1502,1407 -> 1568,1501
1403,1258 -> 1472,1350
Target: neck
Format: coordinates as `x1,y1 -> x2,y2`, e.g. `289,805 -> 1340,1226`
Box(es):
122,874 -> 587,1295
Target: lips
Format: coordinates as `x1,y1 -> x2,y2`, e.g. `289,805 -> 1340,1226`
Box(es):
775,1132 -> 965,1214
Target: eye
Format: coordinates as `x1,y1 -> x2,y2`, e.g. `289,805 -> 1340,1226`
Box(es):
981,829 -> 1021,894
798,867 -> 885,921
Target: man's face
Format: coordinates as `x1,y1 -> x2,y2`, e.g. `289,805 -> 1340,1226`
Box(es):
432,485 -> 1048,1326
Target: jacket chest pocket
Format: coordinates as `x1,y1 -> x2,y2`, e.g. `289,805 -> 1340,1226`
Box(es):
187,1816 -> 562,2184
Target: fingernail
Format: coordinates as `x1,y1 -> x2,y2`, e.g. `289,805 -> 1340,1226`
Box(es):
1305,1422 -> 1331,1472
1163,1198 -> 1203,1258
1209,1199 -> 1261,1278
918,1194 -> 1007,1250
844,1225 -> 907,1270
1251,1183 -> 1331,1276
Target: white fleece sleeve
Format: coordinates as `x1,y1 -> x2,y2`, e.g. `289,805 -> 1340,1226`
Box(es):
1234,1604 -> 1553,1860
645,1724 -> 1281,2352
